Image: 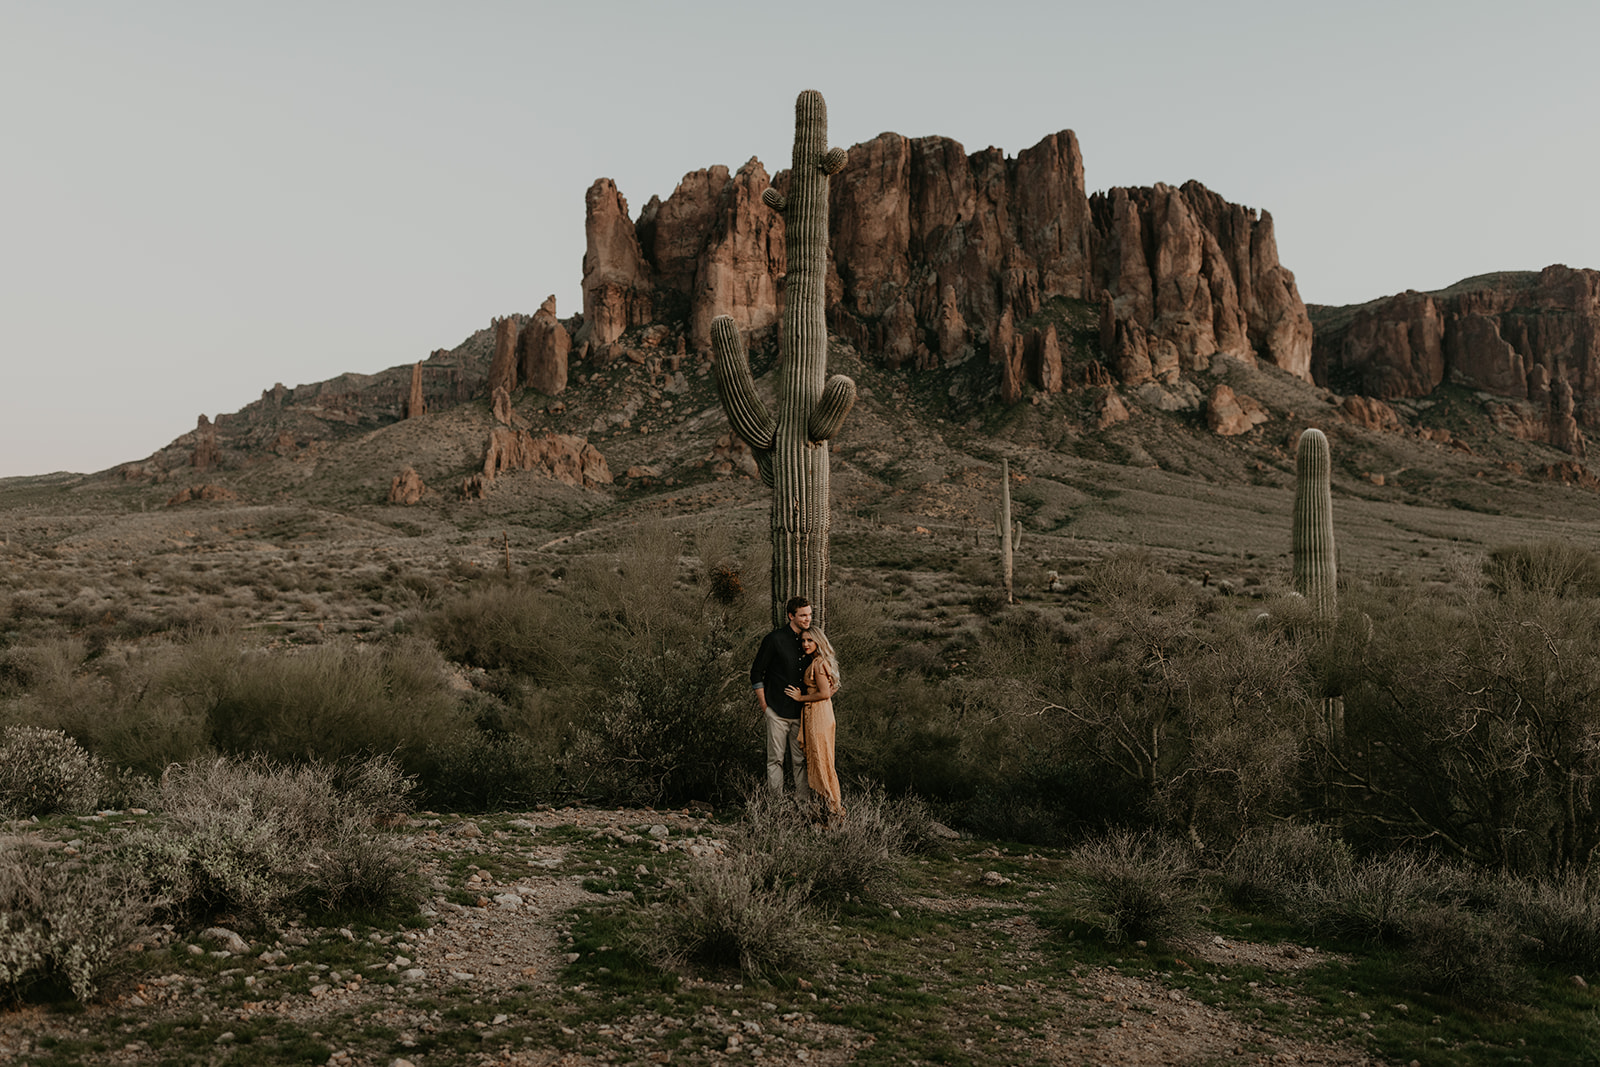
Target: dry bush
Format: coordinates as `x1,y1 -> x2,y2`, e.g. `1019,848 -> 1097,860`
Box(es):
733,785 -> 907,904
1068,830 -> 1203,945
123,754 -> 417,927
1219,822 -> 1353,911
1493,872 -> 1600,969
1285,852 -> 1449,943
633,852 -> 816,979
1399,903 -> 1528,1003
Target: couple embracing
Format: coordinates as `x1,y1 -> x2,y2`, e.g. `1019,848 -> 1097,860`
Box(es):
749,596 -> 844,821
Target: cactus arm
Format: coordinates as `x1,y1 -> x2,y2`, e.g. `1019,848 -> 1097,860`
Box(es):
710,315 -> 776,452
755,450 -> 775,488
807,374 -> 858,442
821,147 -> 848,175
1292,427 -> 1337,619
761,187 -> 788,212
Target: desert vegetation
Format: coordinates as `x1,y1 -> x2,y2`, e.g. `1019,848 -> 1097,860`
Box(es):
5,524 -> 1600,1063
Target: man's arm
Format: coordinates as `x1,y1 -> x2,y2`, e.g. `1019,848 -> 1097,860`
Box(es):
749,632 -> 774,713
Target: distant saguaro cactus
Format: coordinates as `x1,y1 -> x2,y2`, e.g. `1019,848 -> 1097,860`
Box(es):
1292,428 -> 1337,618
711,90 -> 856,629
997,458 -> 1023,603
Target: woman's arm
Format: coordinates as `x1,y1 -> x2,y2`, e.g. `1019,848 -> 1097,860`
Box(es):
784,667 -> 834,702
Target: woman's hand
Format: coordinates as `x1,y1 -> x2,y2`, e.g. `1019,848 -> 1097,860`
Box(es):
783,685 -> 802,700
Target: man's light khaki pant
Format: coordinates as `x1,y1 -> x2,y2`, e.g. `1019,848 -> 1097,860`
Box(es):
765,709 -> 811,800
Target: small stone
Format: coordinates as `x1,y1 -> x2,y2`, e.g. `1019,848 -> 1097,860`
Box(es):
187,944 -> 204,955
310,984 -> 330,997
337,928 -> 355,941
401,969 -> 426,983
1572,974 -> 1590,989
215,1032 -> 235,1044
648,825 -> 669,838
201,927 -> 250,954
1392,1003 -> 1409,1013
492,1014 -> 509,1025
565,953 -> 581,963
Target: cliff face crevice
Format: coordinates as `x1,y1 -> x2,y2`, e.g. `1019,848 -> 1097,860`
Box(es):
1313,265 -> 1600,455
580,130 -> 1313,392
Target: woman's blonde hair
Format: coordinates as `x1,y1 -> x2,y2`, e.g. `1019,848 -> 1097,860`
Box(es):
801,628 -> 841,690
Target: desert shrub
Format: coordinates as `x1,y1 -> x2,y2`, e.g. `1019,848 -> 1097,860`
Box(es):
570,624 -> 753,807
1219,822 -> 1354,911
1399,903 -> 1528,1003
633,852 -> 815,979
1494,872 -> 1600,969
1486,541 -> 1600,598
1068,830 -> 1202,945
421,730 -> 556,812
970,560 -> 1316,849
0,844 -> 154,1001
733,785 -> 907,904
206,635 -> 468,768
1329,579 -> 1600,876
123,754 -> 417,926
424,581 -> 579,680
0,726 -> 105,817
880,792 -> 954,856
1285,852 -> 1448,943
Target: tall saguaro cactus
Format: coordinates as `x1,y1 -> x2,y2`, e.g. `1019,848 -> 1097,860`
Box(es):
1292,428 -> 1337,619
711,90 -> 857,629
997,458 -> 1023,604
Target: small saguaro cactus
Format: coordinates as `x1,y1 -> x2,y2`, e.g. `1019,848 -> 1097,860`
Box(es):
997,458 -> 1023,603
711,90 -> 856,630
1292,427 -> 1337,619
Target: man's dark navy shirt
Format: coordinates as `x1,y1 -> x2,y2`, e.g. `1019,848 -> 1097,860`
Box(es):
751,624 -> 805,720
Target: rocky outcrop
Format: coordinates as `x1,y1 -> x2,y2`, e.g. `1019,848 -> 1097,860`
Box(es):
520,296 -> 571,396
387,467 -> 426,505
487,316 -> 521,397
579,179 -> 653,349
1205,385 -> 1269,436
191,416 -> 221,469
1313,266 -> 1600,453
481,430 -> 612,489
165,484 -> 236,506
581,129 -> 1313,401
1340,395 -> 1403,433
404,363 -> 426,419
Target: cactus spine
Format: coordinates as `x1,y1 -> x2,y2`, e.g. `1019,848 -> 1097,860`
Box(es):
711,90 -> 856,629
1292,428 -> 1337,619
997,458 -> 1023,603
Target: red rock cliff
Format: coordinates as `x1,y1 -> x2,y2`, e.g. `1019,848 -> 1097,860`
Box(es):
579,129 -> 1313,392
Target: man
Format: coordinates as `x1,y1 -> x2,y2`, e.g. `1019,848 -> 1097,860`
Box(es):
749,596 -> 813,800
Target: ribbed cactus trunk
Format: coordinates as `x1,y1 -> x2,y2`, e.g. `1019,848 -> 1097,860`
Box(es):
712,91 -> 856,630
1292,428 -> 1337,618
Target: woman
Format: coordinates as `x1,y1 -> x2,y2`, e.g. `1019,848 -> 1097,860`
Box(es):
784,628 -> 844,821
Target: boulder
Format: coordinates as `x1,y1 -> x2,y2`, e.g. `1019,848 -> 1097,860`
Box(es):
1205,384 -> 1268,436
487,315 -> 521,398
404,362 -> 426,418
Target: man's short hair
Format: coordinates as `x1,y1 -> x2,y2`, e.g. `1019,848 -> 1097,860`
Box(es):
785,596 -> 811,617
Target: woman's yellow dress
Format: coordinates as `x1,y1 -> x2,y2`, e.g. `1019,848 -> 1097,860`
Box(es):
801,658 -> 844,817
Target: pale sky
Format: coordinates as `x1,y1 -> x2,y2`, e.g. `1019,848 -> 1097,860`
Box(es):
3,0 -> 1596,477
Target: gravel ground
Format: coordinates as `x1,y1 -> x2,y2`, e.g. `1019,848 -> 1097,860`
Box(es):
0,808 -> 1392,1066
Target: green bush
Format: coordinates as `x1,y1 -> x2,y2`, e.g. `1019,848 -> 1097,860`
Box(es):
634,852 -> 816,979
206,635 -> 468,768
1068,830 -> 1202,945
0,844 -> 154,1001
0,725 -> 105,817
569,625 -> 754,807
